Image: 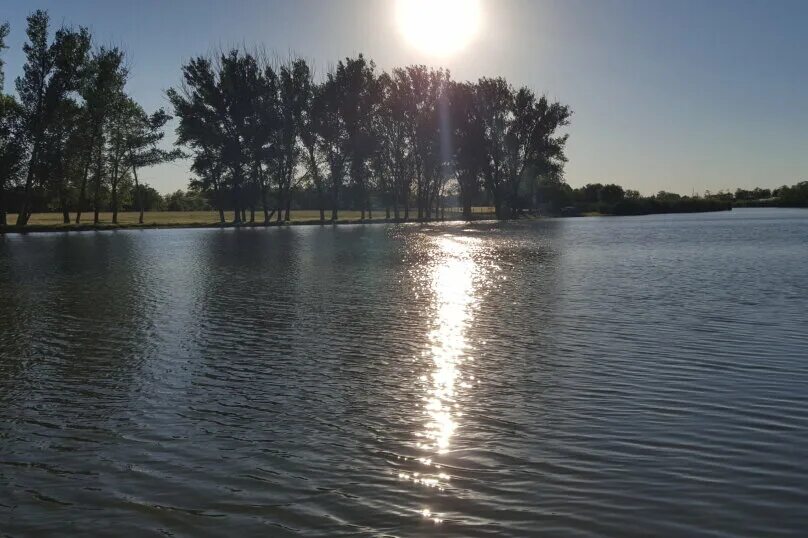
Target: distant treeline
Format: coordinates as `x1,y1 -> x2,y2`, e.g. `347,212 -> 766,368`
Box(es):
537,180 -> 808,216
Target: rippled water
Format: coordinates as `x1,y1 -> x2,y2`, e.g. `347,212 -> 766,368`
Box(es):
1,208 -> 808,537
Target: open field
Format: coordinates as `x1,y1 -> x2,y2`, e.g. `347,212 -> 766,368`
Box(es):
3,208 -> 497,232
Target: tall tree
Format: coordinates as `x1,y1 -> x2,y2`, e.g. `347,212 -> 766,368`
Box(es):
474,77 -> 512,219
376,70 -> 414,220
0,97 -> 25,227
275,59 -> 310,222
73,47 -> 126,224
40,27 -> 91,222
316,62 -> 351,221
14,11 -> 53,225
448,81 -> 485,219
298,64 -> 327,222
0,21 -> 25,226
340,55 -> 378,220
503,88 -> 571,216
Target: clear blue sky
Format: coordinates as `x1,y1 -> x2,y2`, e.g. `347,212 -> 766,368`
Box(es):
2,0 -> 806,194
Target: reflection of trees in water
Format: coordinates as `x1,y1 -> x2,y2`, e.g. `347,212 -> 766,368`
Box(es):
469,219 -> 565,384
0,232 -> 161,403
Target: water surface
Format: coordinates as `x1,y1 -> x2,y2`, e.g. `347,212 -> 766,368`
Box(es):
1,208 -> 807,536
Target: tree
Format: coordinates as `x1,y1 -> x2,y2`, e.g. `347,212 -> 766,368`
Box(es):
398,65 -> 450,219
14,11 -> 53,225
316,62 -> 352,221
448,81 -> 485,219
14,12 -> 91,225
475,77 -> 512,219
298,64 -> 327,222
340,55 -> 378,219
0,96 -> 25,226
375,70 -> 415,220
1,22 -> 27,226
74,47 -> 126,224
124,103 -> 178,224
169,51 -> 259,224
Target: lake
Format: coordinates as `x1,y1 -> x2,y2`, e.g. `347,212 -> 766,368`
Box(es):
1,208 -> 807,537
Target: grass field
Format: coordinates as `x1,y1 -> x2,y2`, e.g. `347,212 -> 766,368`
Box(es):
4,208 -> 496,231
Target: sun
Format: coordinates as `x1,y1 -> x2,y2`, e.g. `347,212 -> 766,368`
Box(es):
395,0 -> 483,57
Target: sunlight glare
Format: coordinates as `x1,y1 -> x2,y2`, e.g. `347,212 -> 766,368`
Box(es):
396,0 -> 483,57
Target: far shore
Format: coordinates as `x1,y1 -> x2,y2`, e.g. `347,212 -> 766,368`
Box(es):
1,210 -> 501,235
10,206 -> 795,235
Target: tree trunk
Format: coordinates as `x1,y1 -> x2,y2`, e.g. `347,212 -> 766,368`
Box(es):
261,184 -> 270,224
0,187 -> 6,226
92,149 -> 103,225
59,182 -> 70,224
331,176 -> 338,221
16,139 -> 42,226
76,164 -> 88,223
76,142 -> 95,224
130,160 -> 145,224
276,180 -> 284,223
232,184 -> 241,223
393,182 -> 399,220
317,182 -> 325,222
111,157 -> 120,224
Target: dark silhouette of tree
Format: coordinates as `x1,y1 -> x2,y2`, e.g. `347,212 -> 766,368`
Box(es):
1,22 -> 26,226
340,55 -> 378,220
168,54 -> 248,223
119,102 -> 177,224
15,12 -> 91,225
2,9 -> 584,226
298,62 -> 327,222
73,47 -> 126,225
448,81 -> 485,219
316,61 -> 352,221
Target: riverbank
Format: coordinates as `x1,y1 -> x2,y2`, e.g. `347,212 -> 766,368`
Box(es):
0,205 -> 746,234
0,210 -> 499,234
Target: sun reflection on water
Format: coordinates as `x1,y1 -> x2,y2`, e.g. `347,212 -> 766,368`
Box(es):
400,234 -> 483,521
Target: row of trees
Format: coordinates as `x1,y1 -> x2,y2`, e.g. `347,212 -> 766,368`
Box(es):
707,182 -> 808,207
0,11 -> 177,227
2,11 -> 573,227
168,49 -> 572,223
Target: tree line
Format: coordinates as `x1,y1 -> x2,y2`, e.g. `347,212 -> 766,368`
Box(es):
0,11 -> 179,227
5,10 -> 799,228
0,10 -> 573,228
166,50 -> 572,224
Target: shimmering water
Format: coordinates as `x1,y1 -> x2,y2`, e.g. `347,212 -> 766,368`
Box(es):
1,208 -> 807,537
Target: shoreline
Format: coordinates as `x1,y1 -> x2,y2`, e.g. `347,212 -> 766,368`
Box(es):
5,206 -> 788,236
0,216 -> 499,235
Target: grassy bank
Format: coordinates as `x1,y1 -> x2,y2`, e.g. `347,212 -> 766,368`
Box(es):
2,209 -> 497,233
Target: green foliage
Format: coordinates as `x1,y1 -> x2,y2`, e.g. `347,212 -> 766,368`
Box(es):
163,189 -> 210,211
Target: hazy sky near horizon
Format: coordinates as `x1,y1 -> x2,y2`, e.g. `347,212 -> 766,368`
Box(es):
2,0 -> 807,195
